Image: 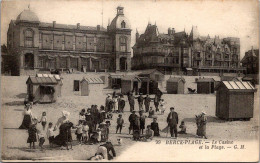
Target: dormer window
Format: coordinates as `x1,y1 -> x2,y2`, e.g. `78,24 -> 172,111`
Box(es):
121,21 -> 126,28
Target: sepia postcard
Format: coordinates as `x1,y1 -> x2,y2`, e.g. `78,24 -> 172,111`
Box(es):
0,0 -> 259,162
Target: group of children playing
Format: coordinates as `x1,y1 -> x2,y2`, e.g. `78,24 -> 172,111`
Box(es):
27,111 -> 55,149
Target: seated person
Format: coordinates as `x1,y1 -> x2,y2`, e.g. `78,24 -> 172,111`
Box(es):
151,117 -> 160,136
148,107 -> 155,118
100,140 -> 116,160
178,121 -> 187,134
140,125 -> 154,142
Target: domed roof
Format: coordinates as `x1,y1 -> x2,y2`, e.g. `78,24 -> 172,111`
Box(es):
110,7 -> 130,30
16,10 -> 39,23
110,15 -> 131,29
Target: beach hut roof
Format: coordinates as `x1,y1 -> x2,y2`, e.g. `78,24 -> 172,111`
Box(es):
196,78 -> 215,82
26,76 -> 58,85
121,75 -> 141,81
81,77 -> 104,84
167,77 -> 185,83
215,81 -> 256,91
36,73 -> 61,81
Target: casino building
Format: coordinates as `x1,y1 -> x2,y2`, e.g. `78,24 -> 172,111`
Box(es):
7,6 -> 132,75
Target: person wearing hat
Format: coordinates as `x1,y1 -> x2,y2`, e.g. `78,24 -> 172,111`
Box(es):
139,110 -> 146,135
144,94 -> 151,113
99,105 -> 106,123
19,103 -> 33,129
118,95 -> 126,113
54,110 -> 70,131
196,111 -> 207,139
116,114 -> 124,134
128,110 -> 138,134
167,107 -> 179,138
151,117 -> 160,136
85,108 -> 94,138
105,94 -> 112,112
128,92 -> 135,112
136,93 -> 144,111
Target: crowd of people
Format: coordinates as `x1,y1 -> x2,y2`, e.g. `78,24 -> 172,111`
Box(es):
18,90 -> 208,160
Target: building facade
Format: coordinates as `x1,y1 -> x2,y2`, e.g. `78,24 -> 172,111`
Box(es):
241,48 -> 259,74
132,25 -> 245,75
7,6 -> 131,75
132,23 -> 191,74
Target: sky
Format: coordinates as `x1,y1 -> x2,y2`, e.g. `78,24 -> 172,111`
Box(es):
1,0 -> 259,58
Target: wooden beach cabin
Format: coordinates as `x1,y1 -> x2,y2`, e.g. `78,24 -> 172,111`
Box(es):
166,77 -> 185,94
80,77 -> 104,96
121,75 -> 141,95
196,77 -> 215,94
215,81 -> 256,120
26,76 -> 59,103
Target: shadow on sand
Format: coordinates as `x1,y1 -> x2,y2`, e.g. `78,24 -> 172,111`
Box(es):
182,115 -> 226,123
4,101 -> 24,106
16,93 -> 27,99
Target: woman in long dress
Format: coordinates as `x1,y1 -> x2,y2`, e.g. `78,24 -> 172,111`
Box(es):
19,103 -> 33,129
196,111 -> 207,139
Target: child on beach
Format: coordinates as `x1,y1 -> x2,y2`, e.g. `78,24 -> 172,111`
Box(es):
82,121 -> 89,144
79,109 -> 86,124
116,114 -> 124,134
151,117 -> 160,136
75,121 -> 83,144
39,112 -> 47,130
27,123 -> 37,149
46,122 -> 55,147
148,107 -> 155,118
178,121 -> 187,134
38,130 -> 45,149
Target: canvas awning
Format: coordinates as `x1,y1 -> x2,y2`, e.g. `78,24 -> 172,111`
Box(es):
186,68 -> 193,71
109,74 -> 125,79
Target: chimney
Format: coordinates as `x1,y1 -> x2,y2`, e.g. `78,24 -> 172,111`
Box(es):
97,25 -> 100,31
172,28 -> 175,34
136,29 -> 139,42
77,23 -> 80,29
53,21 -> 56,28
168,28 -> 172,35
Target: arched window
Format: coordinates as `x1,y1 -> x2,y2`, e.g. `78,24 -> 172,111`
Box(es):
121,21 -> 126,28
24,29 -> 34,47
120,37 -> 127,52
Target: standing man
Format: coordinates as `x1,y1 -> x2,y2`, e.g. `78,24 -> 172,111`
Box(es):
128,110 -> 137,135
144,94 -> 151,113
128,92 -> 135,113
167,107 -> 179,139
105,94 -> 112,112
154,94 -> 160,112
137,93 -> 144,111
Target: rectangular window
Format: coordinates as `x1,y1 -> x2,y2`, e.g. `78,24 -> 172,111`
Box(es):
53,35 -> 63,50
25,30 -> 33,47
97,38 -> 105,52
65,35 -> 73,50
38,56 -> 46,68
86,37 -> 94,52
60,57 -> 67,68
76,36 -> 85,51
